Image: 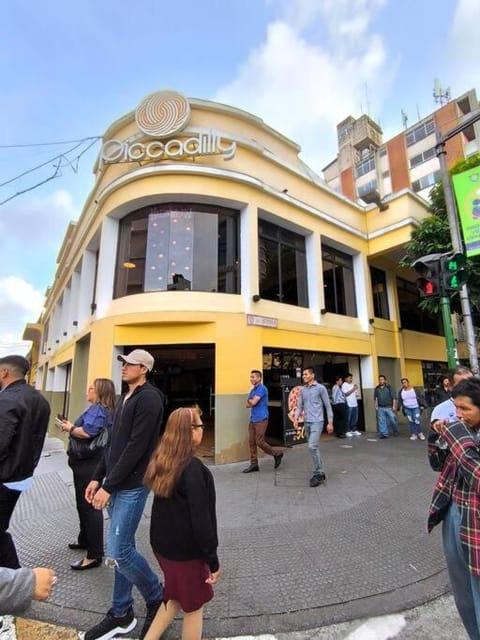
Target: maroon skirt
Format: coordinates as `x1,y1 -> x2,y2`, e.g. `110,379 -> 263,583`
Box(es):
154,552 -> 214,613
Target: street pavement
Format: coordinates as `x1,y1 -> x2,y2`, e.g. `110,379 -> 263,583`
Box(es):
4,421 -> 465,639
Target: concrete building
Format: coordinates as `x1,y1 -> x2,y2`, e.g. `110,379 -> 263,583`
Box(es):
25,89 -> 451,463
323,88 -> 480,205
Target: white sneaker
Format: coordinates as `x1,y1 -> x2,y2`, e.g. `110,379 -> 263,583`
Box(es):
346,432 -> 354,437
353,430 -> 362,436
418,433 -> 426,441
409,434 -> 418,440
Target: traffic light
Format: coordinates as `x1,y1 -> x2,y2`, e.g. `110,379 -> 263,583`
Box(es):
440,252 -> 467,291
411,254 -> 442,297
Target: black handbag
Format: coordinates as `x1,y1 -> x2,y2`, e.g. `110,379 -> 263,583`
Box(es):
68,426 -> 109,460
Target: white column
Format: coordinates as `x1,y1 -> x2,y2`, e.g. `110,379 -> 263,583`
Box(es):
77,250 -> 97,328
96,217 -> 119,317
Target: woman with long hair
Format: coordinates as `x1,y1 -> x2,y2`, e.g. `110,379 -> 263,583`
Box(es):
57,378 -> 116,570
143,407 -> 219,640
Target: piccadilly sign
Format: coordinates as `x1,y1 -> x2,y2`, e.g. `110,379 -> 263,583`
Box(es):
100,89 -> 236,164
101,130 -> 236,163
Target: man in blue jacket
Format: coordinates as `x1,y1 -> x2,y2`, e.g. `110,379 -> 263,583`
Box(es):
83,349 -> 164,640
0,355 -> 50,568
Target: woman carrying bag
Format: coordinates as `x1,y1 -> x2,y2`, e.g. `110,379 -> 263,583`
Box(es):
143,407 -> 220,640
57,378 -> 116,570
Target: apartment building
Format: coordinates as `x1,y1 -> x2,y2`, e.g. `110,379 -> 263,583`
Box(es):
323,89 -> 480,205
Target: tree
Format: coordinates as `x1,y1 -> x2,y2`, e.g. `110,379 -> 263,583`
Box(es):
400,153 -> 480,313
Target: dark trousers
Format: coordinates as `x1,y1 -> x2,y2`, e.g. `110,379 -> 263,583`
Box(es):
248,419 -> 285,465
333,403 -> 347,436
0,483 -> 22,568
68,455 -> 104,560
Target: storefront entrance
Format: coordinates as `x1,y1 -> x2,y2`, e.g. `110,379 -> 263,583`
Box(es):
124,344 -> 215,459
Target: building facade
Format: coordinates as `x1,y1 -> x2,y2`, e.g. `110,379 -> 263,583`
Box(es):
26,90 -> 450,463
323,89 -> 480,204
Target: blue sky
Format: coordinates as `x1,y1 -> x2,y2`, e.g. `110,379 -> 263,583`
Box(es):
0,0 -> 478,355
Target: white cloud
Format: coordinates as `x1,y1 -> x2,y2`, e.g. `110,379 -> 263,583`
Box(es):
0,276 -> 44,357
446,0 -> 480,94
214,0 -> 393,173
0,189 -> 77,354
0,188 -> 76,284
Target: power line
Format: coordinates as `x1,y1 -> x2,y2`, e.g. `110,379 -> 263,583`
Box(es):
0,136 -> 101,149
0,137 -> 101,206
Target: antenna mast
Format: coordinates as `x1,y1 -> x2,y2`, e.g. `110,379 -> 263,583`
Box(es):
433,78 -> 451,106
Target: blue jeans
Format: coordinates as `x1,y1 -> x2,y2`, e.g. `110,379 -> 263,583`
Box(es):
346,406 -> 358,433
376,407 -> 398,436
443,501 -> 480,640
404,406 -> 421,435
107,486 -> 162,615
304,422 -> 324,476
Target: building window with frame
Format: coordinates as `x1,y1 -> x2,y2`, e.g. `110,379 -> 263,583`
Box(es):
406,119 -> 435,147
258,220 -> 308,307
322,244 -> 357,317
114,204 -> 240,298
370,266 -> 389,319
355,156 -> 376,178
411,170 -> 440,193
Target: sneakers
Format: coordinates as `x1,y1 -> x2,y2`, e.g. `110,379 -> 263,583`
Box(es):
242,464 -> 259,473
418,432 -> 426,441
409,434 -> 418,441
83,607 -> 137,640
309,473 -> 325,487
139,599 -> 162,639
273,453 -> 284,469
346,432 -> 354,437
352,430 -> 362,436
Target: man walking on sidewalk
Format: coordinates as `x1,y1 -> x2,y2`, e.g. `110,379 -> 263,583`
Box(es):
82,349 -> 164,640
243,370 -> 285,473
294,368 -> 333,487
0,355 -> 50,569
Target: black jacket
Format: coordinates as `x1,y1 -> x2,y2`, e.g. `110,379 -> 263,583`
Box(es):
150,457 -> 219,572
0,379 -> 51,482
94,382 -> 164,493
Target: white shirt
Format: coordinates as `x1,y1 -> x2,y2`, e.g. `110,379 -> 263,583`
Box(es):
342,382 -> 358,408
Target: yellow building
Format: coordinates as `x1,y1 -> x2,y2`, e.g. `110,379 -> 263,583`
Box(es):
26,90 -> 447,463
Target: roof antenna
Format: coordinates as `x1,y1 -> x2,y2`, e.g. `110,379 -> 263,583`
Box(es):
433,78 -> 451,106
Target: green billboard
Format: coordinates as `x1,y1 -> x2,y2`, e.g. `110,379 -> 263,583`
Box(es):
452,166 -> 480,257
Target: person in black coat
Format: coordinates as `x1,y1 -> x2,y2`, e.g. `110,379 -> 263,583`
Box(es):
0,355 -> 50,568
143,407 -> 220,640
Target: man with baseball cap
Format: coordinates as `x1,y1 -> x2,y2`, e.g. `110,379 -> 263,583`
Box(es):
0,355 -> 50,569
83,348 -> 164,640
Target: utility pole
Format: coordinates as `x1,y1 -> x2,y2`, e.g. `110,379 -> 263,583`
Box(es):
435,108 -> 480,375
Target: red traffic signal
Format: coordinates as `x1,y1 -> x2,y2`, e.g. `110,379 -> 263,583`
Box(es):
411,254 -> 442,298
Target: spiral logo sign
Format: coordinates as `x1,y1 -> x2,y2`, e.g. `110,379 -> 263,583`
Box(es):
135,90 -> 191,138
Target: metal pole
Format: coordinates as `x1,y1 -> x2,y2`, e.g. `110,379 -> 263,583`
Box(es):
436,139 -> 479,374
439,295 -> 458,369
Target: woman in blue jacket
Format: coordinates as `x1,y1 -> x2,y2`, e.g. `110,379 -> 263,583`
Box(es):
58,378 -> 116,570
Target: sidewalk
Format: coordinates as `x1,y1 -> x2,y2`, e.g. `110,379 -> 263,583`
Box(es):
9,425 -> 449,639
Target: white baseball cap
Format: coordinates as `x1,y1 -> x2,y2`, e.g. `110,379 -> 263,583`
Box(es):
117,349 -> 154,372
